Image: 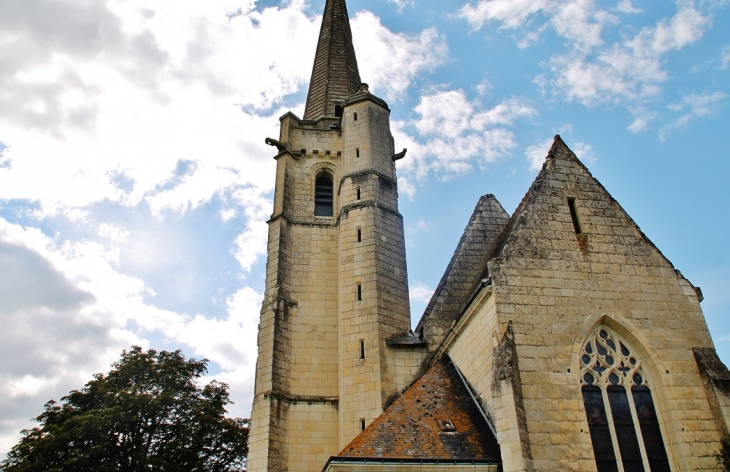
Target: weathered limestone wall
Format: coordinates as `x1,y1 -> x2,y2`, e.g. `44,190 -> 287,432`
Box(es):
284,402 -> 340,472
447,289 -> 533,472
694,348 -> 730,438
385,346 -> 429,396
249,119 -> 345,471
337,95 -> 412,448
488,139 -> 720,471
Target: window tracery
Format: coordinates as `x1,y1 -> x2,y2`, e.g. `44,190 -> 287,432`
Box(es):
580,326 -> 670,472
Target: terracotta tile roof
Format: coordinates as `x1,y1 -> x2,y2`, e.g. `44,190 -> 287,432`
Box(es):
337,356 -> 501,462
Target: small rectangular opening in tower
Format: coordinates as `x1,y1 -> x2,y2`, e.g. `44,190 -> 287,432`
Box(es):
354,112 -> 358,121
360,419 -> 366,431
356,148 -> 360,158
356,187 -> 361,200
568,197 -> 582,234
360,339 -> 365,360
357,229 -> 362,242
357,284 -> 362,301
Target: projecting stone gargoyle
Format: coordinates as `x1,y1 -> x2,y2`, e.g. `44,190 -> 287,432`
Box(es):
265,137 -> 286,151
392,148 -> 407,161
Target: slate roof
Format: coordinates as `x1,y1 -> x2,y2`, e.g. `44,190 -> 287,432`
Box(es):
303,0 -> 361,120
415,195 -> 509,350
336,356 -> 501,463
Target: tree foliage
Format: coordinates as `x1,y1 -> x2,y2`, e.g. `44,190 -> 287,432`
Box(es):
718,435 -> 730,471
1,346 -> 248,472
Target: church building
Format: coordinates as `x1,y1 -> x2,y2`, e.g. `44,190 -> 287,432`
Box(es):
247,0 -> 730,470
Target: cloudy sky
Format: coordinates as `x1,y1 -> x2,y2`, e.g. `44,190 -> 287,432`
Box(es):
1,0 -> 729,456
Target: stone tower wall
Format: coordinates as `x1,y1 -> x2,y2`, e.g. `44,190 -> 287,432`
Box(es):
249,121 -> 344,472
337,97 -> 411,448
250,97 -> 414,468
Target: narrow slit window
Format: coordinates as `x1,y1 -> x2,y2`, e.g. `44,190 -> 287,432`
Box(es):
357,229 -> 362,242
314,173 -> 334,217
356,148 -> 360,158
354,112 -> 358,121
568,197 -> 582,234
360,419 -> 366,431
360,340 -> 365,360
356,187 -> 361,200
357,284 -> 362,301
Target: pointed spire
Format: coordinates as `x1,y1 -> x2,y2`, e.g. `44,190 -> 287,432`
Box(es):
548,134 -> 577,161
303,0 -> 361,121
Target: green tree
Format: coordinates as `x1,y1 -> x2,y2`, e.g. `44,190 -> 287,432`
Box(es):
718,435 -> 730,471
1,346 -> 248,472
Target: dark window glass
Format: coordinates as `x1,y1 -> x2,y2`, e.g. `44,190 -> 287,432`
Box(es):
583,385 -> 619,472
607,386 -> 645,472
314,174 -> 333,217
568,197 -> 582,234
335,105 -> 343,117
632,386 -> 671,472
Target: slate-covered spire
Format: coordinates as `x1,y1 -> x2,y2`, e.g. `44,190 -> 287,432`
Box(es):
303,0 -> 361,121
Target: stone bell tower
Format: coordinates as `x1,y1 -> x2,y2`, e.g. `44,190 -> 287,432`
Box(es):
247,1 -> 420,470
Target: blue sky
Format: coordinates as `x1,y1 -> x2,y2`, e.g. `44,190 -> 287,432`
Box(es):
0,0 -> 729,456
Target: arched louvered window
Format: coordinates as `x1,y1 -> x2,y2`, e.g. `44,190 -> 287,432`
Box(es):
314,173 -> 334,217
581,326 -> 671,472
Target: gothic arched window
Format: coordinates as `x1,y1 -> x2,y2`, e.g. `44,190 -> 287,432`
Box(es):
314,172 -> 334,217
580,326 -> 671,472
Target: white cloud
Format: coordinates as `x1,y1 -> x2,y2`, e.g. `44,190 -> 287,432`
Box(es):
409,283 -> 434,304
526,136 -> 596,171
458,0 -> 548,31
526,138 -> 554,171
475,79 -> 493,96
549,0 -> 617,52
398,177 -> 417,200
457,1 -> 714,129
397,91 -> 536,179
98,223 -> 131,242
616,0 -> 642,14
661,91 -> 728,138
545,5 -> 710,111
386,0 -> 413,12
572,141 -> 598,165
721,45 -> 730,69
351,11 -> 448,102
0,213 -> 266,454
457,0 -> 616,52
646,6 -> 710,54
627,108 -> 658,133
